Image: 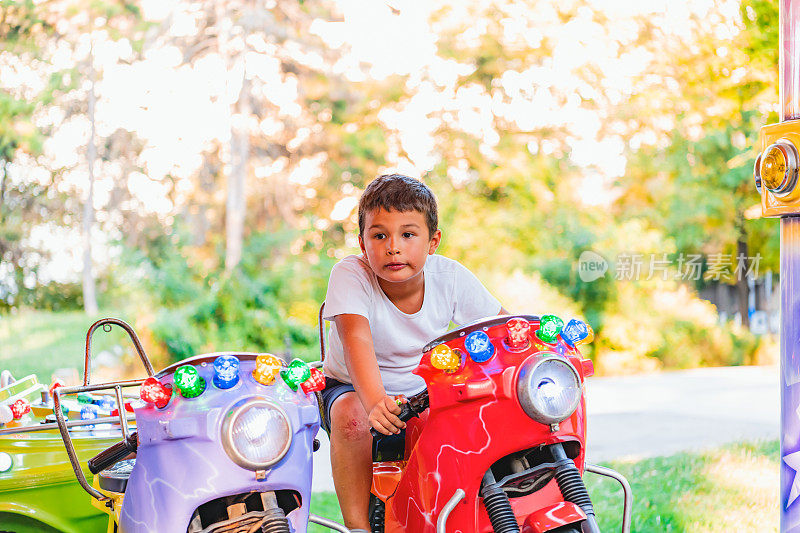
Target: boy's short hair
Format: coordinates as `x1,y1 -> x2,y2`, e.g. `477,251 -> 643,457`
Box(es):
358,174 -> 438,238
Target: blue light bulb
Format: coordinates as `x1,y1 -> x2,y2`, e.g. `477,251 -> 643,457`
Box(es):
81,404 -> 98,420
80,404 -> 98,429
213,355 -> 240,389
561,319 -> 590,347
96,396 -> 116,411
464,331 -> 495,363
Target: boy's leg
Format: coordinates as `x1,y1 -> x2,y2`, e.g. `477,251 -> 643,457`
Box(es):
329,391 -> 373,530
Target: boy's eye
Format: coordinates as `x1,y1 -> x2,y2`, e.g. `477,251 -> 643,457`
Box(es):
402,232 -> 414,238
373,233 -> 385,239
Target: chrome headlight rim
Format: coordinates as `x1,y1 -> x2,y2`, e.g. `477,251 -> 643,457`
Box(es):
221,397 -> 292,471
517,353 -> 582,425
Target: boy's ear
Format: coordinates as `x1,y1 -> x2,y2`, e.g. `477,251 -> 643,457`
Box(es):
428,229 -> 442,255
358,234 -> 366,255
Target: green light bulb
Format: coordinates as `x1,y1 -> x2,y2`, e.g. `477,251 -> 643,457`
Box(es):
174,365 -> 206,398
77,393 -> 94,404
280,359 -> 311,391
536,315 -> 564,343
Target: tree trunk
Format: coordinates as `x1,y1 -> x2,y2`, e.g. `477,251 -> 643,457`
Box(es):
221,0 -> 250,273
736,237 -> 749,329
0,160 -> 8,223
82,50 -> 98,314
225,72 -> 250,272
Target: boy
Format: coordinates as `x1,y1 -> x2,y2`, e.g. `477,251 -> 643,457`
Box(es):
321,174 -> 506,532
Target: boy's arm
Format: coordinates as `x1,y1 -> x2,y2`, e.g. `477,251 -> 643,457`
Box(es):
333,313 -> 404,435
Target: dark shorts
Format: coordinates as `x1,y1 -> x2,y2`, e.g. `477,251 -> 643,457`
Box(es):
319,376 -> 356,433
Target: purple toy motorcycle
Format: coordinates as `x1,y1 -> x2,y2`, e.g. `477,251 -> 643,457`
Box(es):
54,318 -> 349,533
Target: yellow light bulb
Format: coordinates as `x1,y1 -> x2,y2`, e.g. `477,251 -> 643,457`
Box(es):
575,323 -> 594,346
253,354 -> 283,385
430,344 -> 460,373
761,145 -> 787,191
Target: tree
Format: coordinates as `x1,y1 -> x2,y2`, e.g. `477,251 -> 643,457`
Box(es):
612,0 -> 779,326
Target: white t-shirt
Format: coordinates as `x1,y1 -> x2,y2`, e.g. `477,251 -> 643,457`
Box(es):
322,254 -> 502,396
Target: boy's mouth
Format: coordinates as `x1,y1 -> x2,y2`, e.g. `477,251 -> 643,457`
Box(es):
385,262 -> 406,271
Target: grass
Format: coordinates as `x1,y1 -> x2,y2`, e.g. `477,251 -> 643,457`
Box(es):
309,493 -> 346,533
309,440 -> 779,533
587,440 -> 778,532
0,309 -> 143,383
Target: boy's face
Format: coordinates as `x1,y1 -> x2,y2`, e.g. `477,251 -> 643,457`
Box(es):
359,208 -> 441,285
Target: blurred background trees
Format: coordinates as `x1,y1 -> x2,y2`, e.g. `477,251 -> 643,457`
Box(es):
0,0 -> 781,377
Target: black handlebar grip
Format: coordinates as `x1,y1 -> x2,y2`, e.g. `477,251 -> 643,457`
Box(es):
398,402 -> 416,422
369,402 -> 420,438
88,432 -> 138,474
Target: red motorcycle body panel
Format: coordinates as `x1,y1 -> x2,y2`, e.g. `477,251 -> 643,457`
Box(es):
373,317 -> 591,533
521,502 -> 587,532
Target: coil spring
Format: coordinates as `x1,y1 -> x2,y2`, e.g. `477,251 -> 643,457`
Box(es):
370,494 -> 385,533
481,483 -> 520,533
261,507 -> 291,533
554,462 -> 594,516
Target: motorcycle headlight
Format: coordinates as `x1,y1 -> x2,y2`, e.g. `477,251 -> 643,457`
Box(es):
517,355 -> 582,425
221,398 -> 292,470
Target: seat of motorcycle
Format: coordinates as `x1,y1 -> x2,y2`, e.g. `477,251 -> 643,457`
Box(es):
98,459 -> 136,493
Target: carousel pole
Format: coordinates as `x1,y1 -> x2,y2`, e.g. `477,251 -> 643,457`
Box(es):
756,2 -> 800,530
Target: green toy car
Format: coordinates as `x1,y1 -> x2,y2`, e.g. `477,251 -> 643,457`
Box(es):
0,372 -> 127,533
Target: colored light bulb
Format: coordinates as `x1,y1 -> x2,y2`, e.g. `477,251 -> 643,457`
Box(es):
281,359 -> 311,391
80,404 -> 98,420
213,355 -> 240,389
111,402 -> 135,417
505,318 -> 531,350
140,377 -> 172,408
301,367 -> 327,394
464,331 -> 495,363
253,354 -> 283,385
174,365 -> 206,398
49,379 -> 64,396
430,344 -> 460,372
10,399 -> 30,419
97,395 -> 116,411
536,315 -> 564,343
0,405 -> 12,424
561,318 -> 594,347
77,392 -> 95,404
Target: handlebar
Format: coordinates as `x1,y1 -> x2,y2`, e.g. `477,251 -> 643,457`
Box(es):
88,431 -> 139,474
370,389 -> 429,438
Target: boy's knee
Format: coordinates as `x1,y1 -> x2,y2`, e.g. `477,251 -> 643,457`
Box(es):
330,394 -> 370,442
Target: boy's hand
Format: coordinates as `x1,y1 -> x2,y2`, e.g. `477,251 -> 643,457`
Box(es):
368,395 -> 406,435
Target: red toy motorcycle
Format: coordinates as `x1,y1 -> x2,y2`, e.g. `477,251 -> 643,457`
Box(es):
356,314 -> 632,533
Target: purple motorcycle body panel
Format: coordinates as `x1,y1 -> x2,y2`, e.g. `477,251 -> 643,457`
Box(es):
118,354 -> 320,533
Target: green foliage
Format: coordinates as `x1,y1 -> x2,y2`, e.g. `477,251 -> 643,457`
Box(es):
0,0 -> 778,374
652,320 -> 758,368
134,225 -> 334,364
0,89 -> 41,161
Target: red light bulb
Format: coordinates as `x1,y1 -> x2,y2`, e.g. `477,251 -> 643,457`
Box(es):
301,367 -> 326,394
506,318 -> 531,350
140,377 -> 172,408
49,379 -> 65,396
10,399 -> 31,419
